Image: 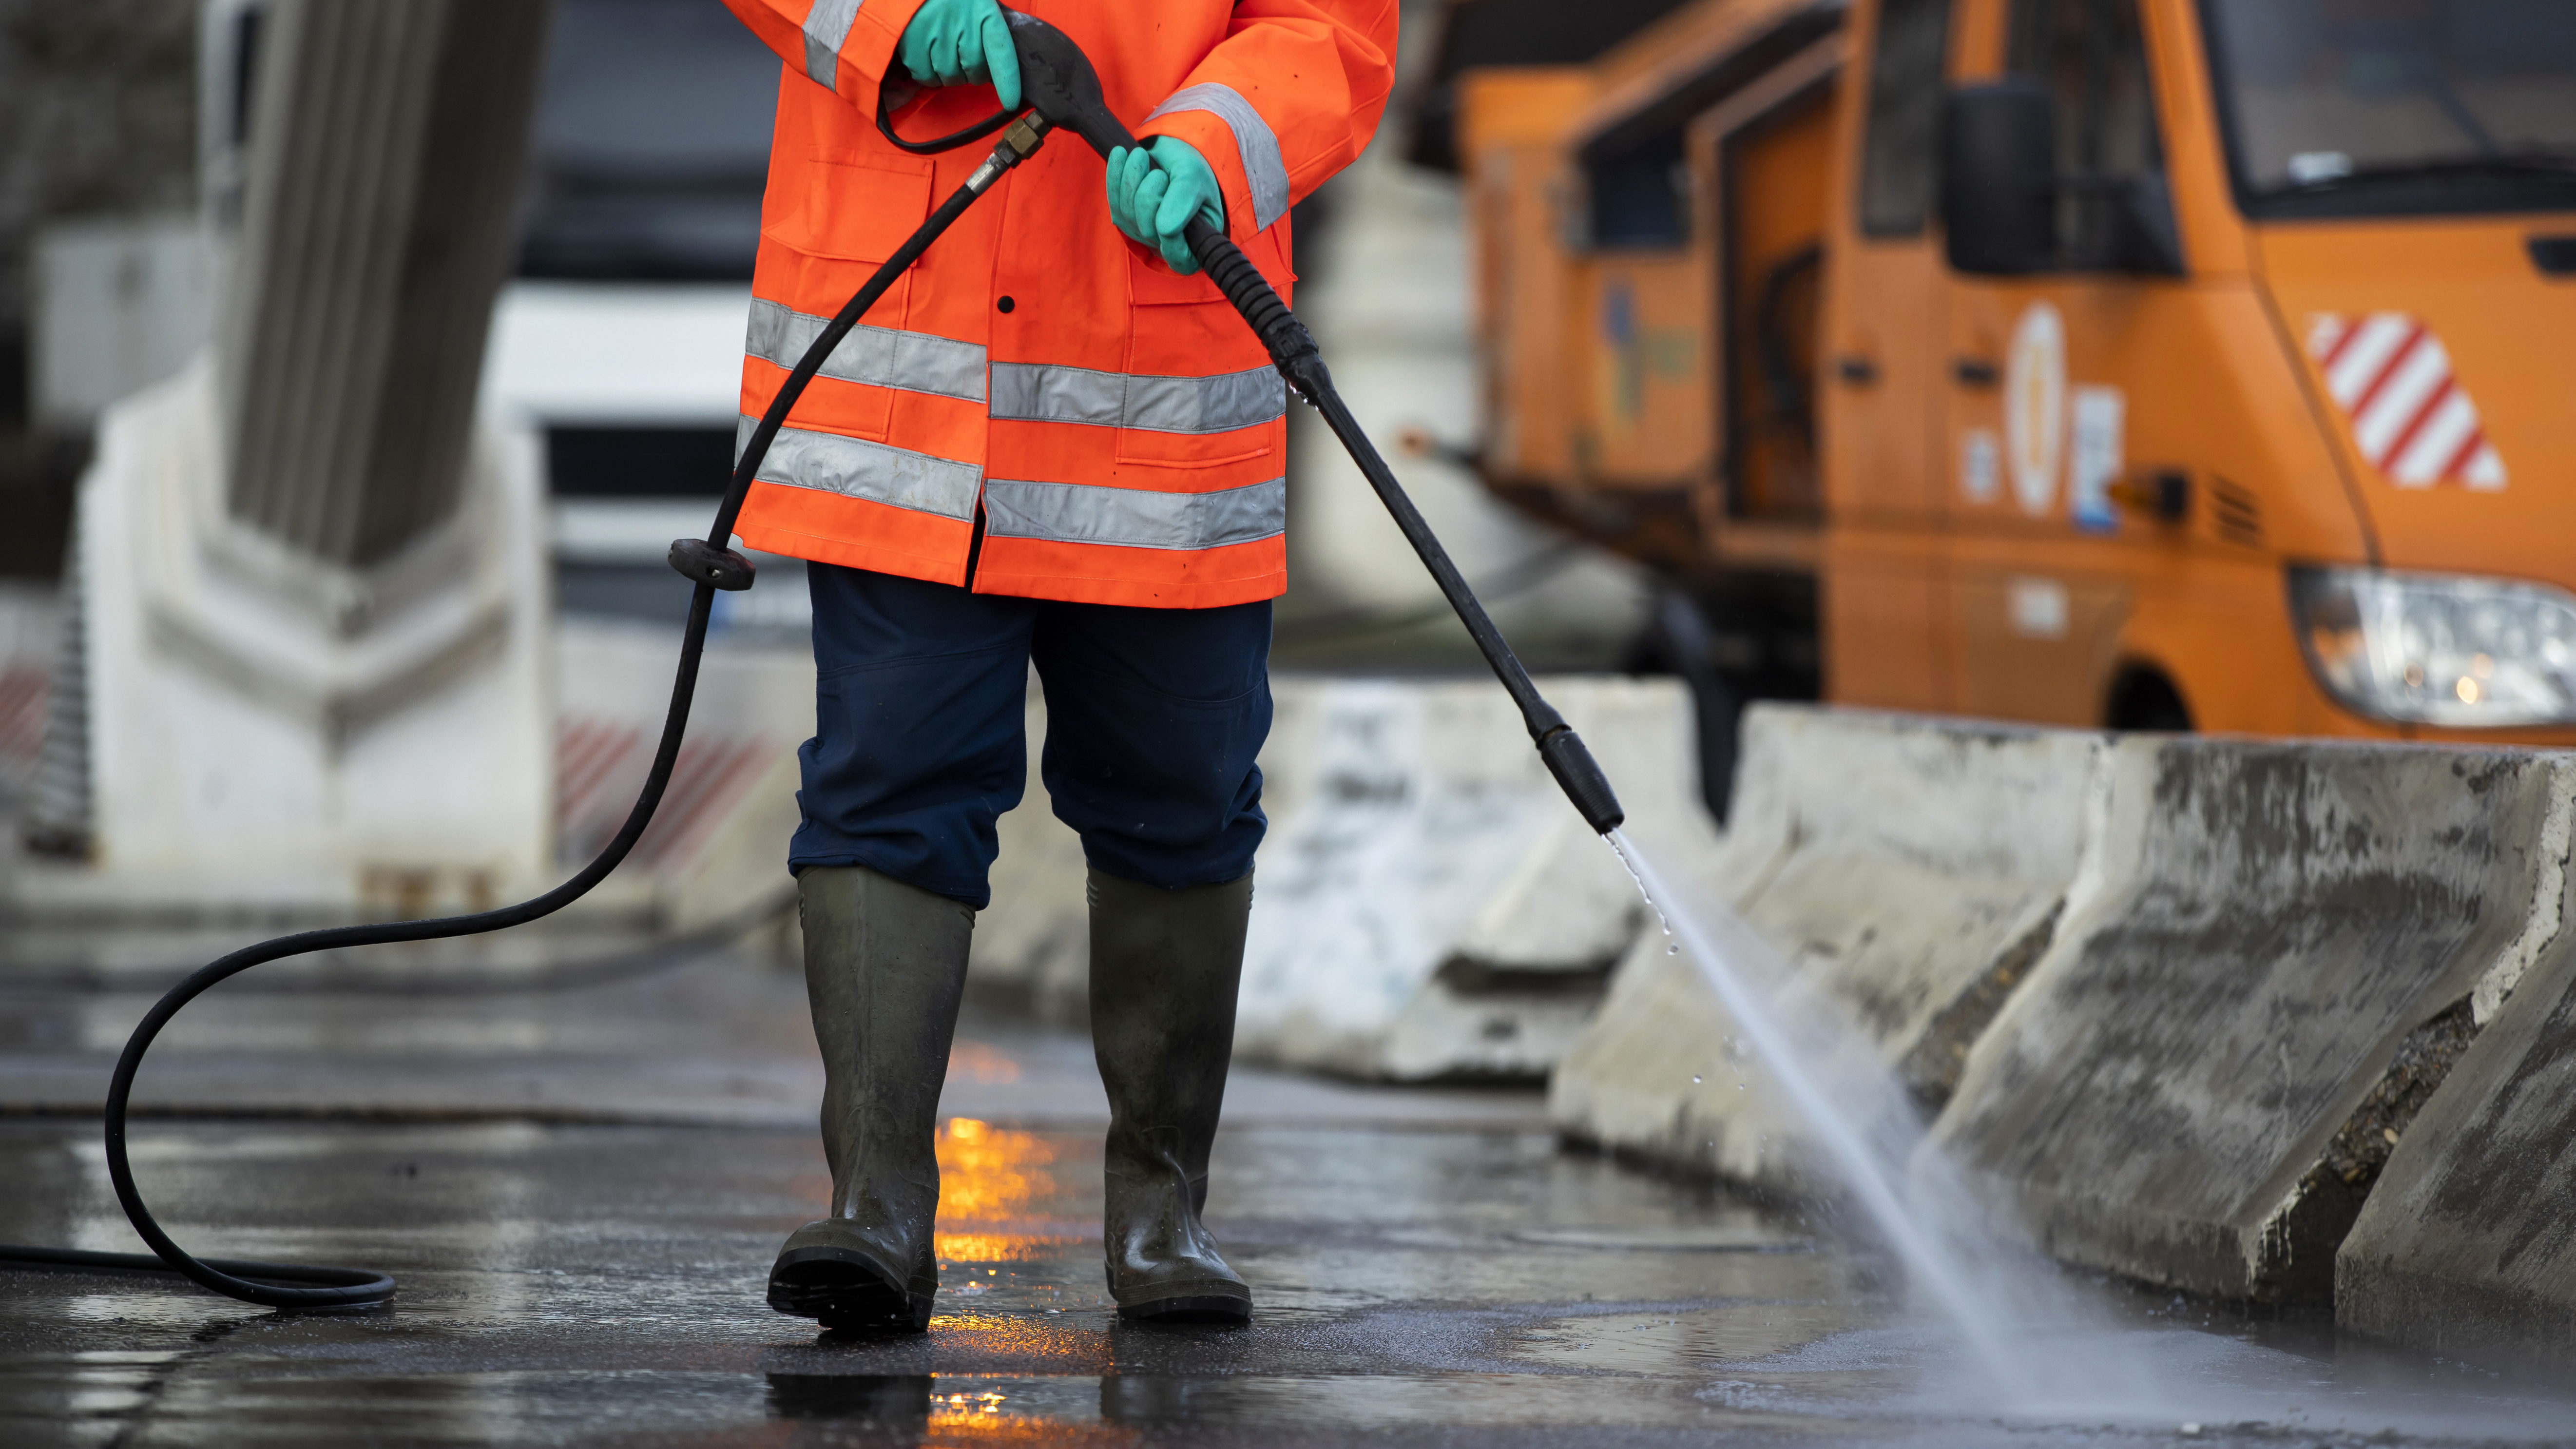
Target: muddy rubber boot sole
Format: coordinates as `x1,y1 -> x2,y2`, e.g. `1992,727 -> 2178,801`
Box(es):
1115,1281 -> 1253,1324
768,1244 -> 933,1333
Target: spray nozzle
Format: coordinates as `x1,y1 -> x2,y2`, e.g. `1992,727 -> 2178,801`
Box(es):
1538,727 -> 1626,835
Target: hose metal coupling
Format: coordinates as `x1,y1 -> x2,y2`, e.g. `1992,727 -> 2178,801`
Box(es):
968,114 -> 1052,192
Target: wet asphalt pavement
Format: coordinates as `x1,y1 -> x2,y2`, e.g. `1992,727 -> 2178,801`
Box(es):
3,948 -> 2575,1445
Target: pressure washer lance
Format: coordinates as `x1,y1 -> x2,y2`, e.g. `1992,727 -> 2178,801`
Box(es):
0,10 -> 1622,1313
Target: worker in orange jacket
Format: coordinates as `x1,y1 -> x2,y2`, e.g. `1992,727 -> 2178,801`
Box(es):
718,0 -> 1396,1332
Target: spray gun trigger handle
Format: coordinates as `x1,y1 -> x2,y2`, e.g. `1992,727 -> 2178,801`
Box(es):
1000,8 -> 1134,156
669,538 -> 756,592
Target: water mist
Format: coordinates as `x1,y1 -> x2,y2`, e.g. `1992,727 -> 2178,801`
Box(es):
1604,826 -> 2162,1417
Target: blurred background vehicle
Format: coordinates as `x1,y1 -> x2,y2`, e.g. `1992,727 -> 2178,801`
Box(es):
1446,0 -> 2576,805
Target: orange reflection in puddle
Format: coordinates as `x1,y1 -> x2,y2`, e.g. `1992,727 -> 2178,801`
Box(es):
934,1119 -> 1071,1262
930,1386 -> 1013,1430
926,1387 -> 1134,1445
935,1232 -> 1077,1262
936,1118 -> 1053,1218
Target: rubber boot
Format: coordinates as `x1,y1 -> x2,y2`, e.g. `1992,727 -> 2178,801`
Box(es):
767,865 -> 974,1333
1087,867 -> 1255,1323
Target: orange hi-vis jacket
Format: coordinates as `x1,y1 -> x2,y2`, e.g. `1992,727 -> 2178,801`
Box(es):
717,0 -> 1397,608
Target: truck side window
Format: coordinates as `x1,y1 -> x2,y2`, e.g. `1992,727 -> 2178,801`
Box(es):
2008,0 -> 2166,268
1858,0 -> 1956,237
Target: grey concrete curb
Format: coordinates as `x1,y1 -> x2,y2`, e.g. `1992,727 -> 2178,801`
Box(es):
1936,736 -> 2572,1303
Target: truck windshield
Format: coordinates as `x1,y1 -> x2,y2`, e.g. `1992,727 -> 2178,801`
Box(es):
518,0 -> 781,280
2201,0 -> 2576,218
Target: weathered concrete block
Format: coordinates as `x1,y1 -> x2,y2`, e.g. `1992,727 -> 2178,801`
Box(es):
1235,675 -> 1707,1080
1376,808 -> 1657,1081
2336,873 -> 2576,1370
1549,706 -> 2100,1194
1447,808 -> 1653,975
1934,738 -> 2576,1303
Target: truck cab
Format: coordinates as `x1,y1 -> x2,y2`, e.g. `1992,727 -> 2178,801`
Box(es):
1458,0 -> 2576,749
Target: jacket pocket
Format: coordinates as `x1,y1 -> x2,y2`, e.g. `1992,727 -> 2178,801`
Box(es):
764,152 -> 936,262
1117,248 -> 1281,468
758,154 -> 937,442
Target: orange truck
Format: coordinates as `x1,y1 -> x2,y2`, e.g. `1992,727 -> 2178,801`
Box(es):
1449,0 -> 2576,798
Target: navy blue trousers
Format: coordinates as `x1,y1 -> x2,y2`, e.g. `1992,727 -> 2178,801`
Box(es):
790,563 -> 1272,909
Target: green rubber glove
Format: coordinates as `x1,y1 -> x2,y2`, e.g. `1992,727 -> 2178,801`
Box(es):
1105,137 -> 1226,275
896,0 -> 1021,110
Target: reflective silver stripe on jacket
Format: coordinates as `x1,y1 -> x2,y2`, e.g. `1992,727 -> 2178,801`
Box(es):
746,299 -> 987,403
739,417 -> 981,521
1145,83 -> 1290,232
987,361 -> 1283,434
802,0 -> 863,87
981,476 -> 1285,552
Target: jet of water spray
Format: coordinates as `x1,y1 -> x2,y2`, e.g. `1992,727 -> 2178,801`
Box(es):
1599,826 -> 2576,1433
1604,827 -> 2025,1394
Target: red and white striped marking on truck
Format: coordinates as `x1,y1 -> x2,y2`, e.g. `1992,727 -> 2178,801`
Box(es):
2307,312 -> 2507,491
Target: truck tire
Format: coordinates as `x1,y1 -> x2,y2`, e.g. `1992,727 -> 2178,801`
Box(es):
2107,667 -> 2192,733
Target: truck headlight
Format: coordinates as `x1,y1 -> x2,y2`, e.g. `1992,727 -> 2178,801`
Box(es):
2290,566 -> 2576,727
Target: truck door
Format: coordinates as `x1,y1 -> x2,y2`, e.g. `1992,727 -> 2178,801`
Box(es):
1819,0 -> 1956,710
1939,0 -> 2178,726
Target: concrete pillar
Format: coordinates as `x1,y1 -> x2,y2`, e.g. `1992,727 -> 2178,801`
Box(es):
219,0 -> 550,571
28,0 -> 564,919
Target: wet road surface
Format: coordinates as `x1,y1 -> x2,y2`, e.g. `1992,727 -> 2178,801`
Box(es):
3,954 -> 2574,1444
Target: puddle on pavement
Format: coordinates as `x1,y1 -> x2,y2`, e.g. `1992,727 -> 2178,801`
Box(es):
1507,1301 -> 1880,1376
8,1118 -> 2576,1446
1510,1223 -> 1812,1252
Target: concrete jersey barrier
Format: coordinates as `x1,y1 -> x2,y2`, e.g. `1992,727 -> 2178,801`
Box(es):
1933,737 -> 2576,1303
1549,705 -> 2102,1196
2334,864 -> 2576,1370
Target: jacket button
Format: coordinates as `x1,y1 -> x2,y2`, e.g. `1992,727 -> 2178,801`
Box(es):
996,296 -> 1016,314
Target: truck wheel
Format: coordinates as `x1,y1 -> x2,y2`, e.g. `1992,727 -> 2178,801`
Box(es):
1628,589 -> 1745,824
1688,667 -> 1743,825
2106,668 -> 2192,733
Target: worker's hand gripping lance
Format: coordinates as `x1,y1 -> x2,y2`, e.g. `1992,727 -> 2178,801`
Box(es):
998,11 -> 1625,834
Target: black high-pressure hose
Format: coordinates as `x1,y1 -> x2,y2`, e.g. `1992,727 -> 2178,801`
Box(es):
0,10 -> 1618,1313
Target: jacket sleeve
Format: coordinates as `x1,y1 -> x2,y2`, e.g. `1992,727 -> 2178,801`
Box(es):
1137,0 -> 1400,244
719,0 -> 932,116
